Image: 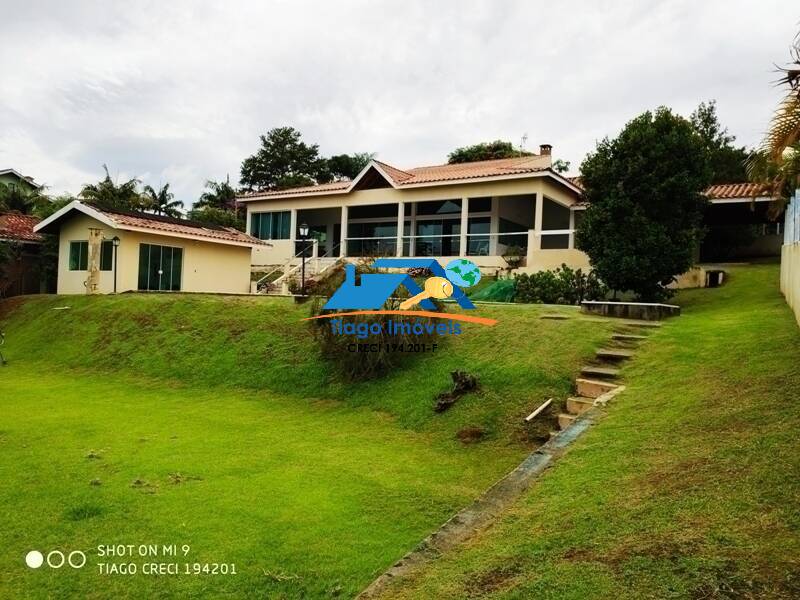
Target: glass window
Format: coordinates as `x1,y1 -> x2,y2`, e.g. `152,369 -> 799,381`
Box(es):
416,199 -> 462,215
468,197 -> 492,213
541,234 -> 570,249
467,217 -> 490,256
542,198 -> 571,230
100,240 -> 114,271
414,219 -> 460,256
347,221 -> 397,239
350,204 -> 397,219
251,211 -> 291,240
69,241 -> 88,271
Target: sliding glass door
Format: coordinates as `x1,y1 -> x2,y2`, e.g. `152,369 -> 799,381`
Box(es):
138,243 -> 183,291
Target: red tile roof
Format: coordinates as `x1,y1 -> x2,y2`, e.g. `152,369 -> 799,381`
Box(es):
704,182 -> 771,199
239,156 -> 553,200
95,206 -> 265,245
0,213 -> 43,243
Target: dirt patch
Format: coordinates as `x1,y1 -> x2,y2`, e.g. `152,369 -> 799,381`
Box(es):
435,371 -> 478,412
0,296 -> 26,322
463,562 -> 522,597
456,426 -> 486,444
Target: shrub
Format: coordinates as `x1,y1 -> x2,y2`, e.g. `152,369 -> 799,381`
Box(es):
307,261 -> 443,381
502,245 -> 525,270
514,264 -> 607,305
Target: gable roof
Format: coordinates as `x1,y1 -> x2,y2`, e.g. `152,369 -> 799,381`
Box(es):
238,155 -> 574,201
0,169 -> 42,189
34,200 -> 265,247
0,213 -> 43,243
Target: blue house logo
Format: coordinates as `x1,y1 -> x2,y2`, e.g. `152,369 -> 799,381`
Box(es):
323,258 -> 478,311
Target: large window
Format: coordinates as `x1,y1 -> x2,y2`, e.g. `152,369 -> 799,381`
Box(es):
415,219 -> 460,256
251,211 -> 291,240
416,199 -> 462,216
541,198 -> 571,249
137,243 -> 183,291
69,241 -> 88,271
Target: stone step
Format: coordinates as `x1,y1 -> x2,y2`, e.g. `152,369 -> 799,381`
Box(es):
624,321 -> 662,329
558,413 -> 576,429
576,377 -> 619,399
596,348 -> 635,361
566,396 -> 594,415
581,365 -> 620,379
611,333 -> 647,341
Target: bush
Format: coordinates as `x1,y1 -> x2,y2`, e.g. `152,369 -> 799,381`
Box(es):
514,264 -> 607,305
307,261 -> 443,381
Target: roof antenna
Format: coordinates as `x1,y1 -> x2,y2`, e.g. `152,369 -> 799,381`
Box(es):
520,133 -> 528,156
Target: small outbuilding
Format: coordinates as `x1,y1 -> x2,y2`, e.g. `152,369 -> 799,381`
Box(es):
34,200 -> 265,295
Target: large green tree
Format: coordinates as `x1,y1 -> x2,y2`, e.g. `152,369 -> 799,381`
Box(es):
576,107 -> 711,301
690,100 -> 749,184
0,183 -> 47,215
447,140 -> 531,164
326,152 -> 374,181
240,127 -> 331,191
79,165 -> 145,212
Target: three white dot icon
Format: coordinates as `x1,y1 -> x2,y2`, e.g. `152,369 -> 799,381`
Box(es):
25,550 -> 86,569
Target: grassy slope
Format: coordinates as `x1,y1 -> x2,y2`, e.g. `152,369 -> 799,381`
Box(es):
381,264 -> 800,599
0,294 -> 611,598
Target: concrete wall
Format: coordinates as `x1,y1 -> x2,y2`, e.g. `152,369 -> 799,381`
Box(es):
781,243 -> 800,326
56,214 -> 252,295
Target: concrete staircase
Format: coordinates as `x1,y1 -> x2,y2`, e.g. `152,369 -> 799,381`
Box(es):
557,321 -> 659,429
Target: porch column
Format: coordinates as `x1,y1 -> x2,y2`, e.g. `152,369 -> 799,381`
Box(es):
396,201 -> 404,257
339,205 -> 348,258
290,208 -> 298,242
459,197 -> 469,256
489,196 -> 500,255
533,192 -> 544,251
410,202 -> 417,256
568,209 -> 575,249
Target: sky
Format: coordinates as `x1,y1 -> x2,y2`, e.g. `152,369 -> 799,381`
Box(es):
0,0 -> 797,206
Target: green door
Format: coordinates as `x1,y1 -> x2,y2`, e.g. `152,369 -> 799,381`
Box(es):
138,244 -> 183,291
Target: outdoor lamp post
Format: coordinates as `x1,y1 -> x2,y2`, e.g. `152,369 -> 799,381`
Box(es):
299,222 -> 309,295
112,236 -> 121,293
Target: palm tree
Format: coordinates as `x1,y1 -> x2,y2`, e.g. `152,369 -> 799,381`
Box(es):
0,183 -> 46,215
747,33 -> 800,215
143,183 -> 184,218
79,165 -> 145,212
195,175 -> 239,215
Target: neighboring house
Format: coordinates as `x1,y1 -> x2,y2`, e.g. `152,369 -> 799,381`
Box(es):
0,168 -> 42,194
34,200 -> 265,295
0,213 -> 44,297
701,183 -> 782,261
238,147 -> 588,273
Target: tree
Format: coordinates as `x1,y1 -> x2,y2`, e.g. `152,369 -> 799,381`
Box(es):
143,183 -> 183,217
690,100 -> 749,184
326,152 -> 374,181
447,140 -> 531,164
240,127 -> 331,191
747,32 -> 800,214
0,183 -> 47,215
552,159 -> 571,174
79,165 -> 145,212
576,107 -> 711,301
187,206 -> 244,231
196,176 -> 238,212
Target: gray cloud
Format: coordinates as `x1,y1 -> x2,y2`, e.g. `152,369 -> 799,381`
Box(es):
0,0 -> 796,205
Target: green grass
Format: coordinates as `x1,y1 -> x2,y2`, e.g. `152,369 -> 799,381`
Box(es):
380,264 -> 800,599
0,292 -> 611,598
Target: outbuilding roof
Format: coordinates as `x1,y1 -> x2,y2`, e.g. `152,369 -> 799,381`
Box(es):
34,201 -> 265,247
0,213 -> 43,243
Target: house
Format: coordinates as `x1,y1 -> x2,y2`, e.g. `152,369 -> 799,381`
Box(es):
238,147 -> 588,274
0,212 -> 45,297
0,168 -> 42,194
34,200 -> 265,295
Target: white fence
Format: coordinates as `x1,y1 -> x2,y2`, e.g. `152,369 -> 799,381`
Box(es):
785,193 -> 799,245
781,191 -> 800,327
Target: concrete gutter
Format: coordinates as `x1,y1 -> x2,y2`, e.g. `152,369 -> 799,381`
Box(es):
358,385 -> 625,599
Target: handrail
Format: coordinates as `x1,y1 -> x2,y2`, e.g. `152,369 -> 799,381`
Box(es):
255,246 -> 309,288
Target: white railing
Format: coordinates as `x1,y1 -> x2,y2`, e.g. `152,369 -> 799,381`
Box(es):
785,194 -> 799,245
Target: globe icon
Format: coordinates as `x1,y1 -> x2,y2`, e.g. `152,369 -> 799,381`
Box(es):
445,259 -> 481,288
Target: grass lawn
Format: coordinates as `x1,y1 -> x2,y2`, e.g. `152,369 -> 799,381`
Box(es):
0,293 -> 612,598
379,263 -> 800,599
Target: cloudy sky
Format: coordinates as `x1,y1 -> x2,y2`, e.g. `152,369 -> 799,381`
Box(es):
0,0 -> 796,205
